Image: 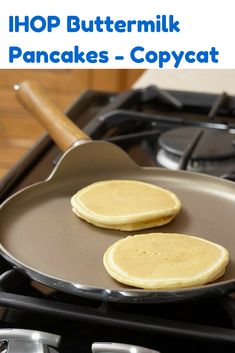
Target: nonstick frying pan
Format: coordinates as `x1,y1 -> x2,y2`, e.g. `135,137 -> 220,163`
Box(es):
1,81 -> 235,304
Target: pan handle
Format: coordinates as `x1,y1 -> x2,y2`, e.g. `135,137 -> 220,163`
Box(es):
14,80 -> 91,152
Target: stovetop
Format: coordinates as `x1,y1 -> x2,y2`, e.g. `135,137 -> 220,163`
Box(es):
1,85 -> 235,352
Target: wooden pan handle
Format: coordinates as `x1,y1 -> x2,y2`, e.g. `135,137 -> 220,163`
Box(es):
14,80 -> 91,152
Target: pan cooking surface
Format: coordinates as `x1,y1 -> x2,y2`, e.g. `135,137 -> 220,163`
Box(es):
1,143 -> 235,301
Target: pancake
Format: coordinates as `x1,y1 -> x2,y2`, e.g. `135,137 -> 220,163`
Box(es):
71,180 -> 181,231
103,233 -> 229,289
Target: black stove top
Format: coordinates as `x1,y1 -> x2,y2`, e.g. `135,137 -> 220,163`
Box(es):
1,85 -> 235,352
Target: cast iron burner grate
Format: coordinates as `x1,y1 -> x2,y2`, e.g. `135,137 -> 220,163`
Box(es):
0,265 -> 235,351
81,87 -> 235,177
1,86 -> 235,352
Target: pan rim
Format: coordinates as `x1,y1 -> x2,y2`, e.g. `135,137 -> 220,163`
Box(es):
1,242 -> 235,304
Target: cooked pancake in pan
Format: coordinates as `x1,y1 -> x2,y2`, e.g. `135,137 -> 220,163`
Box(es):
71,180 -> 181,231
103,233 -> 229,289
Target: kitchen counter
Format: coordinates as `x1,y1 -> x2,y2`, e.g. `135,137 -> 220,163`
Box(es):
133,69 -> 235,94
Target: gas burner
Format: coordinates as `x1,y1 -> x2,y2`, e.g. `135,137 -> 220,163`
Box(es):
157,126 -> 235,174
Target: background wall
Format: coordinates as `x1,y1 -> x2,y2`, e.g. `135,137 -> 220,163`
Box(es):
0,69 -> 144,178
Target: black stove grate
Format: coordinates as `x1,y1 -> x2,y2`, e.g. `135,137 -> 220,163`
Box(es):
0,265 -> 235,348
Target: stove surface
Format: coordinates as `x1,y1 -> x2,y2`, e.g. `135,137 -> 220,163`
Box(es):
0,86 -> 235,352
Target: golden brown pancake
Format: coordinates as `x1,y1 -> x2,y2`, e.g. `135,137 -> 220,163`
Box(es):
103,233 -> 229,289
71,180 -> 181,231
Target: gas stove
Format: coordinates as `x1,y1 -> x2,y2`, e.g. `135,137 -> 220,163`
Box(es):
0,85 -> 235,352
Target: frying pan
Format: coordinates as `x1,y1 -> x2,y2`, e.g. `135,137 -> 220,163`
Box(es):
0,81 -> 235,304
